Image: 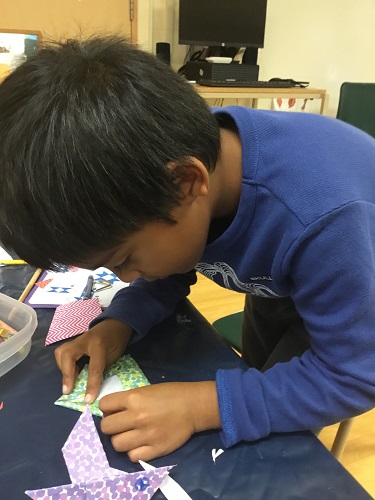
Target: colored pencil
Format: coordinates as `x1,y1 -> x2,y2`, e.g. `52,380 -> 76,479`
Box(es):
18,268 -> 43,303
0,260 -> 27,265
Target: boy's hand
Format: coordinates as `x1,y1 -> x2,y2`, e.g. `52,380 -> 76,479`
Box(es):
100,381 -> 221,462
54,318 -> 132,403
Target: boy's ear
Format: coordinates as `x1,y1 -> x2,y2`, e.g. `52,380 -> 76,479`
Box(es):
168,158 -> 209,204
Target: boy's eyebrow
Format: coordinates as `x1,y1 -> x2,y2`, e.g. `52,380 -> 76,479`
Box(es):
88,257 -> 113,270
85,245 -> 128,271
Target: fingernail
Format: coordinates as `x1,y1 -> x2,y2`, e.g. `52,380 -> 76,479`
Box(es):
84,394 -> 92,404
62,384 -> 69,395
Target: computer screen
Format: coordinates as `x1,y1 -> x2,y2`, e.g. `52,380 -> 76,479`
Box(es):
178,0 -> 268,48
0,30 -> 42,76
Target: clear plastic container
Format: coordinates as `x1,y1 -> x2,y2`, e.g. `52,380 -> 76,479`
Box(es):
0,293 -> 38,377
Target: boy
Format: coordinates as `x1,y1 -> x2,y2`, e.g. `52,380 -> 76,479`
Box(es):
0,36 -> 375,463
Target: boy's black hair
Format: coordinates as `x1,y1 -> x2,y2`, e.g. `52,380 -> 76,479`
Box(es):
0,35 -> 220,269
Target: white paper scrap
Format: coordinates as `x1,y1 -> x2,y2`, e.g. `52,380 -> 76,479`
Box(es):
212,448 -> 224,463
0,245 -> 13,260
139,460 -> 192,500
97,375 -> 123,401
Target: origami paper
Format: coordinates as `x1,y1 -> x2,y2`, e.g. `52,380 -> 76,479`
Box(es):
35,278 -> 53,288
45,297 -> 102,345
140,460 -> 192,500
212,448 -> 224,463
26,267 -> 128,308
0,319 -> 16,344
25,406 -> 174,499
0,245 -> 12,260
55,354 -> 150,416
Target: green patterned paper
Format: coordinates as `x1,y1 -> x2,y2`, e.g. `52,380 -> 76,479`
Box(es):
55,354 -> 150,416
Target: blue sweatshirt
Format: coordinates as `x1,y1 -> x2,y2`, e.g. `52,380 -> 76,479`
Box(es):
93,106 -> 375,447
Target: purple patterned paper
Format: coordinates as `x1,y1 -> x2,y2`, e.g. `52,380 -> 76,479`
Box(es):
25,406 -> 174,500
25,468 -> 173,499
62,404 -> 115,483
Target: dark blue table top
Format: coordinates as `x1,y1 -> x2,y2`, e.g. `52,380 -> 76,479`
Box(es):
0,265 -> 371,499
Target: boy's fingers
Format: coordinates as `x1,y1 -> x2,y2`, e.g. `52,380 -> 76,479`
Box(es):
58,354 -> 80,394
101,410 -> 131,435
84,348 -> 107,404
62,365 -> 80,394
54,348 -> 79,394
99,392 -> 129,414
110,429 -> 143,453
128,445 -> 157,463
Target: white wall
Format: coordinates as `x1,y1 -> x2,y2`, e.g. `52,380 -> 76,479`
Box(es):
138,0 -> 375,116
260,0 -> 375,115
137,0 -> 153,52
149,0 -> 187,69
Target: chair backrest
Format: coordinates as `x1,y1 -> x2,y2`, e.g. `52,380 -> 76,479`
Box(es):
212,311 -> 243,352
336,82 -> 375,138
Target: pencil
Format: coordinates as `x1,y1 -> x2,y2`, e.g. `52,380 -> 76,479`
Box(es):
82,275 -> 94,300
18,268 -> 43,303
0,260 -> 27,265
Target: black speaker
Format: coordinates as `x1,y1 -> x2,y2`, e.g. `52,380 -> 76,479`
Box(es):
242,47 -> 258,65
185,61 -> 259,83
156,42 -> 171,65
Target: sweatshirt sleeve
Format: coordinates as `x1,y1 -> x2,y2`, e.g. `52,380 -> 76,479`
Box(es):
90,269 -> 197,343
217,202 -> 375,447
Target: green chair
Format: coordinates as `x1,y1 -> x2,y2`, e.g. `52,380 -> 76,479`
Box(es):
212,311 -> 243,352
333,81 -> 375,459
336,82 -> 375,138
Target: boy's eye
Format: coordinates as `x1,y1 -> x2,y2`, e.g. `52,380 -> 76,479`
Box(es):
114,257 -> 129,274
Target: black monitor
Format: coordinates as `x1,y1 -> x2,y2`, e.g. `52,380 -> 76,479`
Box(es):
0,30 -> 42,74
178,0 -> 268,48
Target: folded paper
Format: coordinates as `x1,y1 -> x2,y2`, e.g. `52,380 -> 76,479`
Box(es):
0,319 -> 16,344
26,267 -> 128,308
0,245 -> 12,260
25,405 -> 174,499
140,460 -> 192,500
55,354 -> 150,416
45,297 -> 102,345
